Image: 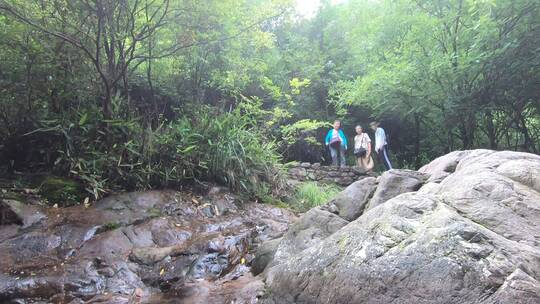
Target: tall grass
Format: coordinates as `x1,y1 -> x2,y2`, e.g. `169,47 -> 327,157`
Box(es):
289,182 -> 341,212
165,105 -> 286,198
30,101 -> 286,201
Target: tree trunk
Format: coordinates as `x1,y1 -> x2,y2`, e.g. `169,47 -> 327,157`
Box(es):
516,111 -> 537,153
103,84 -> 112,119
414,113 -> 421,169
485,109 -> 497,149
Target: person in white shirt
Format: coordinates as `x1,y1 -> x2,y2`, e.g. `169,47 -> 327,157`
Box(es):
370,121 -> 393,170
353,125 -> 374,173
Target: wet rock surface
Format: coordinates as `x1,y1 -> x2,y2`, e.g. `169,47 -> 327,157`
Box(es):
260,150 -> 540,304
0,187 -> 297,303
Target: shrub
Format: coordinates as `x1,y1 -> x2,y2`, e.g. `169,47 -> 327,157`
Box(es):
26,99 -> 285,202
159,105 -> 286,199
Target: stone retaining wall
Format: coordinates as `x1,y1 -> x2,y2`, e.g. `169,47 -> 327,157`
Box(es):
287,162 -> 366,186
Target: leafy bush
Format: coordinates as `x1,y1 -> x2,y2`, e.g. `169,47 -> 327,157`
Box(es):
289,182 -> 341,212
26,99 -> 285,202
159,104 -> 286,198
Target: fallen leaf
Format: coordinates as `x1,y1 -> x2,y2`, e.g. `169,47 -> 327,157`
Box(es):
240,257 -> 245,265
191,198 -> 200,205
83,197 -> 90,208
53,203 -> 58,208
159,268 -> 165,276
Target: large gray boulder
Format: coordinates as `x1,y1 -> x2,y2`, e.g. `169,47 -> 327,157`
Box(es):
419,149 -> 495,183
432,150 -> 540,246
271,207 -> 348,265
252,181 -> 373,276
262,150 -> 540,304
326,177 -> 378,221
365,169 -> 428,211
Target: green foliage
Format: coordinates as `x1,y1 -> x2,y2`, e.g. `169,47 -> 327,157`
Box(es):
289,78 -> 311,95
161,104 -> 286,198
289,182 -> 341,212
27,98 -> 285,201
0,0 -> 538,203
281,119 -> 329,146
329,0 -> 540,162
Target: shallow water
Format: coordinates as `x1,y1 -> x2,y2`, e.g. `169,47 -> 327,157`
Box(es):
0,189 -> 295,303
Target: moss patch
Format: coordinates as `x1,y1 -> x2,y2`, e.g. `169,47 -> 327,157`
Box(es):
147,207 -> 162,218
97,222 -> 121,234
39,176 -> 85,207
0,191 -> 26,202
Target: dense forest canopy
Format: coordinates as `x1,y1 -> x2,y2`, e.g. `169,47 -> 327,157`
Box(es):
0,0 -> 538,200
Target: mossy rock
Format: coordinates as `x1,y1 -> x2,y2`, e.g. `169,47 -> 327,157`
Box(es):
0,190 -> 26,202
97,222 -> 121,233
39,176 -> 85,207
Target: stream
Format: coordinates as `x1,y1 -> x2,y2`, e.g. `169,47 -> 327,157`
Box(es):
0,187 -> 296,303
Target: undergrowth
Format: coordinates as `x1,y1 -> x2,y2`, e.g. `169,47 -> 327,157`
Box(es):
289,181 -> 341,212
15,98 -> 286,202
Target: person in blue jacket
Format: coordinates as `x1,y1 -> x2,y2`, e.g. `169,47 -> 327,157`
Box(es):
325,120 -> 348,168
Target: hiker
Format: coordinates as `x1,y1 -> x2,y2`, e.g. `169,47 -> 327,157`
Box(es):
354,125 -> 374,173
325,120 -> 348,168
370,121 -> 393,170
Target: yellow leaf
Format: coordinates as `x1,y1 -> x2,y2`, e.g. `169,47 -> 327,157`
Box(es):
159,268 -> 165,276
240,258 -> 245,265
